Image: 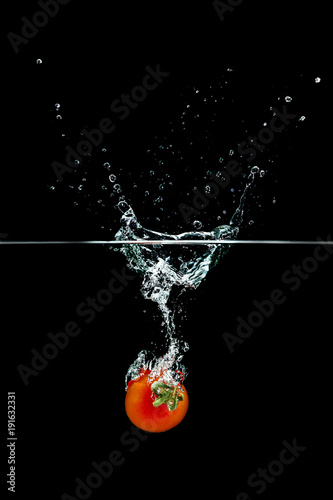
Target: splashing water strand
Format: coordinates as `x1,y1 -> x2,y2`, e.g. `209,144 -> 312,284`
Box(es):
115,169 -> 260,393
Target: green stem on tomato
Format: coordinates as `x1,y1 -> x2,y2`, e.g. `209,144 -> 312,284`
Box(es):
151,381 -> 184,411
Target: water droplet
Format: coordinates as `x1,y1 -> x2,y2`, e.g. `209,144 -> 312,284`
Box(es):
145,190 -> 149,196
103,162 -> 111,168
229,149 -> 234,156
251,166 -> 260,174
36,59 -> 42,64
315,77 -> 321,83
285,96 -> 292,102
78,185 -> 83,191
230,188 -> 234,192
118,200 -> 130,213
249,220 -> 254,225
55,103 -> 61,110
102,148 -> 107,152
56,114 -> 62,120
192,220 -> 202,230
204,185 -> 211,194
109,174 -> 116,182
49,186 -> 55,190
150,170 -> 155,176
298,116 -> 306,121
260,170 -> 265,177
73,201 -> 78,206
272,197 -> 276,204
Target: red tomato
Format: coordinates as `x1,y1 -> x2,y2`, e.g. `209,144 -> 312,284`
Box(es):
125,369 -> 189,432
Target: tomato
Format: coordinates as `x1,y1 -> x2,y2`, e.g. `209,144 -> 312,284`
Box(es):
125,369 -> 189,432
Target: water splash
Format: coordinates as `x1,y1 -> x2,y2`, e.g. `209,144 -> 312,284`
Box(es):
116,169 -> 260,391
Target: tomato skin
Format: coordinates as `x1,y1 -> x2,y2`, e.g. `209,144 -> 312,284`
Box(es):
125,372 -> 189,432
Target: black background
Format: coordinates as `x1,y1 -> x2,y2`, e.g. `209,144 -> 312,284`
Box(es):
2,1 -> 332,499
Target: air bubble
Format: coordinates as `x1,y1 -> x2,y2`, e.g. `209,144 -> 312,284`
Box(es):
36,59 -> 42,64
118,201 -> 130,213
251,166 -> 260,174
260,170 -> 265,177
192,220 -> 202,230
315,77 -> 321,83
109,174 -> 116,182
285,96 -> 292,102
